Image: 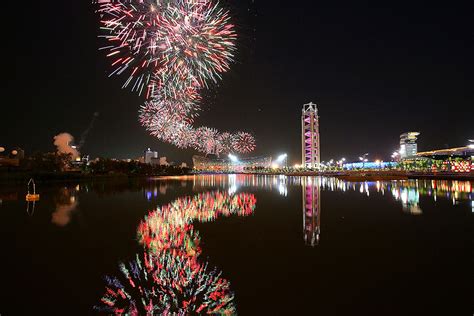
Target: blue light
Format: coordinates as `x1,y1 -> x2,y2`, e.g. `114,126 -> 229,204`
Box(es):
343,161 -> 397,170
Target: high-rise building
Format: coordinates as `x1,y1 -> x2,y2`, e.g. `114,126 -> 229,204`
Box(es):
301,102 -> 320,168
144,148 -> 158,164
399,132 -> 420,159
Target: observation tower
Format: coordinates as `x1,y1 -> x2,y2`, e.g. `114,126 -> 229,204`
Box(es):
301,102 -> 320,168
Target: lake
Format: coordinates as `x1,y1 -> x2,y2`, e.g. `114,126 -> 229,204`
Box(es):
1,175 -> 472,315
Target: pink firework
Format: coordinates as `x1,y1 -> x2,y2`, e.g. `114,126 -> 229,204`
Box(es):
95,0 -> 256,155
233,132 -> 256,154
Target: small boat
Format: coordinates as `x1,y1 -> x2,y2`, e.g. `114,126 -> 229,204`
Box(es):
25,178 -> 40,201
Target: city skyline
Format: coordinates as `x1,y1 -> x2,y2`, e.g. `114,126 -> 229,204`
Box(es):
4,1 -> 473,164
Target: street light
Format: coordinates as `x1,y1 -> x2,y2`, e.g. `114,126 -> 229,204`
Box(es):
276,153 -> 288,168
228,154 -> 238,162
359,153 -> 368,161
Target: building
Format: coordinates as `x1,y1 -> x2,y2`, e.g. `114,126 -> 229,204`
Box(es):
144,148 -> 158,164
399,132 -> 420,159
301,102 -> 320,169
416,146 -> 474,158
193,154 -> 272,172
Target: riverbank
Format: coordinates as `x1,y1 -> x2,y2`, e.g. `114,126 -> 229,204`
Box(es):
194,170 -> 474,181
0,170 -> 191,184
4,169 -> 472,184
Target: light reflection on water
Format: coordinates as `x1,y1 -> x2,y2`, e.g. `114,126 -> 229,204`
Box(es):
144,175 -> 473,244
144,175 -> 473,248
184,174 -> 472,209
133,175 -> 473,313
1,175 -> 472,314
51,187 -> 79,226
96,190 -> 256,314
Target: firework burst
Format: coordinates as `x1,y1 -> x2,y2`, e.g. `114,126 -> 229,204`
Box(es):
233,132 -> 256,154
96,0 -> 236,97
95,0 -> 256,155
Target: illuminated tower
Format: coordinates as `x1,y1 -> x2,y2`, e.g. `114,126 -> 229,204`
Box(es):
302,177 -> 321,246
301,102 -> 320,168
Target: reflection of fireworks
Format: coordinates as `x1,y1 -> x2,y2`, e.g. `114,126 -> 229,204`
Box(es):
97,252 -> 236,315
95,0 -> 256,155
97,191 -> 256,314
138,191 -> 257,254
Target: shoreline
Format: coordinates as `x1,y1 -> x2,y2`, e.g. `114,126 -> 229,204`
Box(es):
1,170 -> 473,184
194,170 -> 474,181
0,171 -> 191,184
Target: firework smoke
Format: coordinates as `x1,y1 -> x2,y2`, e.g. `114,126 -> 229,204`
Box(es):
53,133 -> 79,160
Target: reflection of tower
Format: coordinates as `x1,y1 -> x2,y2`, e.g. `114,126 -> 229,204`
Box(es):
302,177 -> 321,246
301,102 -> 320,168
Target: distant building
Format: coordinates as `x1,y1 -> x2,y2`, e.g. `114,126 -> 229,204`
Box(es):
0,147 -> 23,167
417,146 -> 474,158
400,132 -> 420,159
150,157 -> 161,166
71,155 -> 90,168
144,148 -> 158,164
193,154 -> 272,172
302,102 -> 320,169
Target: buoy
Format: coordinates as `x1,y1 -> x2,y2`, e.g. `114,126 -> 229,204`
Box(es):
26,178 -> 40,201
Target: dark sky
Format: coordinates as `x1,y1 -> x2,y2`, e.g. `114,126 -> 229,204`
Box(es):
5,0 -> 473,165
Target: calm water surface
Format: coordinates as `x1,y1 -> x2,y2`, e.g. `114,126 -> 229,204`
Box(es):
1,175 -> 472,315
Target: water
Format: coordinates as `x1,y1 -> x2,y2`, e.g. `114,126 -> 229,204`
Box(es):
1,175 -> 472,315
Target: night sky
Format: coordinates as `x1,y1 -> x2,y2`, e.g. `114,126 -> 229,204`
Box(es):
5,0 -> 473,165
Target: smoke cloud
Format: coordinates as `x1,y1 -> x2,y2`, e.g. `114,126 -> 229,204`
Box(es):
159,157 -> 169,166
53,133 -> 80,160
